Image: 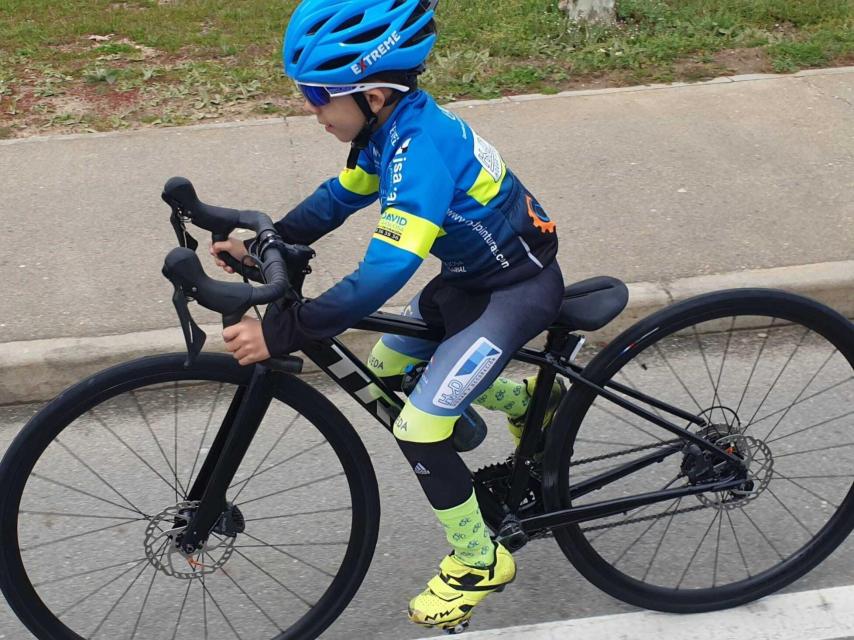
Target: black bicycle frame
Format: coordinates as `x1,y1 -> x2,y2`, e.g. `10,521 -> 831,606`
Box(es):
179,308 -> 749,551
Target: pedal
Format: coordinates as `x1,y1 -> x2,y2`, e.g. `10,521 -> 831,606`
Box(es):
444,620 -> 469,635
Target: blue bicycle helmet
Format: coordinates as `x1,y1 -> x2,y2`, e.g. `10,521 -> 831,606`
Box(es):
283,0 -> 438,85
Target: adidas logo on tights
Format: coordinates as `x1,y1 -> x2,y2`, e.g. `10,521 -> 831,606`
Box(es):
414,462 -> 431,476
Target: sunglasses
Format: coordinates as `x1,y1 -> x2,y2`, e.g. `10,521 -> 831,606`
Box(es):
297,82 -> 413,108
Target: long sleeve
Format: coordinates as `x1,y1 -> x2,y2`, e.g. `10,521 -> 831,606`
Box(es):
262,134 -> 454,355
274,149 -> 380,245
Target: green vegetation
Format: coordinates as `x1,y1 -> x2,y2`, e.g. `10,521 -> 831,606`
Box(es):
0,0 -> 851,135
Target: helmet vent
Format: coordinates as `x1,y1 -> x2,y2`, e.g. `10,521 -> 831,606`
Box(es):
344,25 -> 387,44
317,54 -> 362,71
292,48 -> 304,64
401,22 -> 435,48
332,14 -> 364,33
306,17 -> 329,36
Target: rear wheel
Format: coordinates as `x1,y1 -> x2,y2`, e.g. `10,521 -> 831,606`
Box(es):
0,353 -> 380,640
543,289 -> 854,612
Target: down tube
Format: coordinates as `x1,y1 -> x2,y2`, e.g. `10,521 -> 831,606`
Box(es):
300,338 -> 404,433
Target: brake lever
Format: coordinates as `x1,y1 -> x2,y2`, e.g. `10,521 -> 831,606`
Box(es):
171,285 -> 206,368
170,208 -> 199,251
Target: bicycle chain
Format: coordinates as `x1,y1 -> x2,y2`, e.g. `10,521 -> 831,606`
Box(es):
474,438 -> 710,540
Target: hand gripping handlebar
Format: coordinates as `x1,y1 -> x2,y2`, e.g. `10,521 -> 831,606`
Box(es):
160,177 -> 302,373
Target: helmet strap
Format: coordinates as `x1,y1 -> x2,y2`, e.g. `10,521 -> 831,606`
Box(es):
347,92 -> 379,170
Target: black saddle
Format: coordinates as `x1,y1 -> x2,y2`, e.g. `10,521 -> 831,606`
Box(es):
551,276 -> 629,332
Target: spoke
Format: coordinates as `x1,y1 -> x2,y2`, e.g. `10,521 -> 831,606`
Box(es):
218,556 -> 285,634
653,343 -> 704,413
129,390 -> 187,498
245,505 -> 351,523
690,324 -> 721,411
33,557 -> 148,588
745,327 -> 811,428
22,517 -> 143,552
130,547 -> 163,640
713,504 -> 724,587
235,541 -> 348,547
749,377 -> 852,427
242,531 -> 336,578
590,403 -> 667,444
89,553 -> 153,639
171,580 -> 193,640
777,474 -> 853,480
611,498 -> 679,568
29,472 -> 145,518
766,409 -> 854,444
21,509 -> 144,521
238,471 -> 345,507
640,497 -> 683,582
198,559 -> 244,640
712,317 -> 738,415
675,510 -> 720,589
735,320 -> 776,415
201,568 -> 209,640
174,381 -> 179,505
54,438 -> 145,516
231,413 -> 301,501
575,437 -> 649,448
92,410 -> 182,498
760,349 -> 839,441
725,509 -> 752,579
587,474 -> 681,543
773,469 -> 841,509
230,440 -> 327,495
232,547 -> 315,609
57,557 -> 148,618
767,486 -> 814,537
186,382 -> 227,492
775,442 -> 854,458
740,508 -> 784,562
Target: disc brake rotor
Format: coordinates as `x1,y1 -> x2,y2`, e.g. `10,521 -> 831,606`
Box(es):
143,501 -> 235,579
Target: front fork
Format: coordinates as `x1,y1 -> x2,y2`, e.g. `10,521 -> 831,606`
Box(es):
176,312 -> 280,554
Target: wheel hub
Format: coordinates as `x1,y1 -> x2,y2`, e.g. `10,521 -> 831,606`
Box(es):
143,501 -> 237,579
689,408 -> 774,511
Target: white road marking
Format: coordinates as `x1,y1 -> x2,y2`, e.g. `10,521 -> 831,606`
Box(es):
416,585 -> 854,640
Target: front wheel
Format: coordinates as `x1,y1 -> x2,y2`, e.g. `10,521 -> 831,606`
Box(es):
543,289 -> 854,613
0,353 -> 381,640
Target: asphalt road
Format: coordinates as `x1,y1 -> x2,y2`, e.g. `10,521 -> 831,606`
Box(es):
1,70 -> 852,344
0,323 -> 852,640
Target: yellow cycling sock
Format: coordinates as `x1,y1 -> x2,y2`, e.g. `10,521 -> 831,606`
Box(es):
473,377 -> 530,418
433,490 -> 495,568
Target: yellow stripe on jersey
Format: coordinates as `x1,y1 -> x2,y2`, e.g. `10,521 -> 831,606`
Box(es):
466,163 -> 507,206
373,208 -> 442,259
338,166 -> 380,196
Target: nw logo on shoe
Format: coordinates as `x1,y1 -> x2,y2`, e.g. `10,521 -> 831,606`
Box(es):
414,463 -> 431,476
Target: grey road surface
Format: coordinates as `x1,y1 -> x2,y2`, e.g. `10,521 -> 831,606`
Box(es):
1,70 -> 852,345
0,322 -> 852,640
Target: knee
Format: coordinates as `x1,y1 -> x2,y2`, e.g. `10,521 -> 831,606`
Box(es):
393,400 -> 458,444
366,338 -> 421,387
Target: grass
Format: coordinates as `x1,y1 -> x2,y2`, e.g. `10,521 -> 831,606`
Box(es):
0,0 -> 851,136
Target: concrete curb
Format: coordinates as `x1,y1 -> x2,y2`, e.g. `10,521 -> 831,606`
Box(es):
1,261 -> 851,406
1,66 -> 852,146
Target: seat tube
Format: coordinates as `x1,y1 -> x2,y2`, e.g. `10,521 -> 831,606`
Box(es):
180,365 -> 277,552
506,364 -> 557,512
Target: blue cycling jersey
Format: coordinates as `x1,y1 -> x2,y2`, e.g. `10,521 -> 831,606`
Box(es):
263,89 -> 558,356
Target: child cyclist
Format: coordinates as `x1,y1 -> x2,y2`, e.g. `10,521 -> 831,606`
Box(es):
212,0 -> 566,631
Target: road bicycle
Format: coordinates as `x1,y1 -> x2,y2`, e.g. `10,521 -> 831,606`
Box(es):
1,178 -> 852,639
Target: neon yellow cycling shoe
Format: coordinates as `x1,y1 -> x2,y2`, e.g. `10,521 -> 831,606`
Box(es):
507,377 -> 567,452
408,542 -> 516,633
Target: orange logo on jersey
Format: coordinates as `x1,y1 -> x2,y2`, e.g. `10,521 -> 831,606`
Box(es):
526,195 -> 556,234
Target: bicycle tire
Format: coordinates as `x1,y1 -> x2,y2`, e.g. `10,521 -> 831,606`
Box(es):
0,353 -> 381,640
542,289 -> 854,613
